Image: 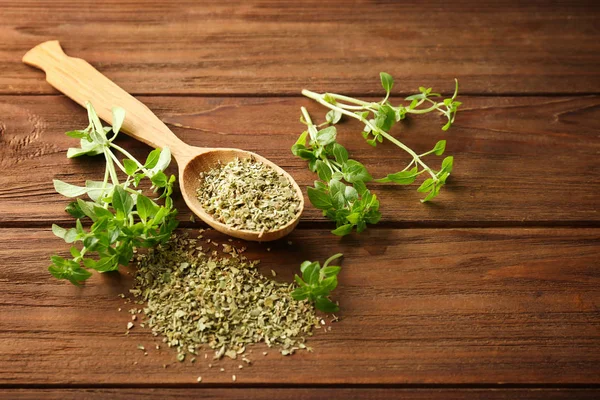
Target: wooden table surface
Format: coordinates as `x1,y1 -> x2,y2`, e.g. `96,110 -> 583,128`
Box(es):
1,1 -> 599,399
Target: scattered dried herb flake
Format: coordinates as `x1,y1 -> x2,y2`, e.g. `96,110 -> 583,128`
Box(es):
130,232 -> 318,361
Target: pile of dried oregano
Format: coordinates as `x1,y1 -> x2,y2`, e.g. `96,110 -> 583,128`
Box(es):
128,230 -> 319,364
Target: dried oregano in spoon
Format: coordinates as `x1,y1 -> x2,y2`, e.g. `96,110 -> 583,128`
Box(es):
196,158 -> 302,232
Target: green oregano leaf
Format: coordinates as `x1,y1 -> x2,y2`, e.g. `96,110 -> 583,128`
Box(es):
332,143 -> 348,163
417,178 -> 435,193
326,109 -> 342,125
375,167 -> 419,184
380,72 -> 394,93
315,126 -> 337,146
144,149 -> 161,169
315,160 -> 332,182
433,140 -> 446,156
65,130 -> 88,139
136,194 -> 154,222
111,107 -> 126,134
54,180 -> 88,198
123,159 -> 138,175
307,187 -> 332,210
331,224 -> 353,236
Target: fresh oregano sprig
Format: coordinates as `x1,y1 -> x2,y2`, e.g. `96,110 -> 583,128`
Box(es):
292,108 -> 381,236
49,102 -> 178,285
301,73 -> 459,202
292,253 -> 343,312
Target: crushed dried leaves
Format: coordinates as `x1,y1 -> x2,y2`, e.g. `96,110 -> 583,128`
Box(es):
196,158 -> 301,232
129,231 -> 318,362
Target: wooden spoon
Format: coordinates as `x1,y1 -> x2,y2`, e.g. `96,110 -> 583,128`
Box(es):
23,40 -> 303,242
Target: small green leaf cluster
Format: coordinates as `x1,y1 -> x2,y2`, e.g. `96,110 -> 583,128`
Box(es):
374,139 -> 454,202
403,84 -> 461,132
292,253 -> 343,312
299,73 -> 459,207
49,102 -> 178,285
293,108 -> 381,236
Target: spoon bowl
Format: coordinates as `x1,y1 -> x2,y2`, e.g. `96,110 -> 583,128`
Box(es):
23,40 -> 304,241
180,148 -> 303,241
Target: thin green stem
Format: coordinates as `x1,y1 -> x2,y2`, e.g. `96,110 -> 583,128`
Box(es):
124,187 -> 142,196
376,130 -> 436,180
71,246 -> 89,263
330,159 -> 343,169
99,164 -> 110,207
335,102 -> 377,112
302,90 -> 438,181
452,78 -> 459,100
323,253 -> 343,269
108,149 -> 127,174
104,149 -> 120,185
323,157 -> 341,174
110,143 -> 148,174
382,91 -> 390,104
323,92 -> 373,107
415,98 -> 426,108
412,97 -> 453,123
418,149 -> 437,157
300,107 -> 319,141
107,129 -> 119,143
305,91 -> 380,114
405,103 -> 439,115
401,159 -> 416,172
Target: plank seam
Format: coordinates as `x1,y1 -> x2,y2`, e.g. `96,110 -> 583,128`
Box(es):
0,383 -> 599,390
1,221 -> 599,230
2,92 -> 600,98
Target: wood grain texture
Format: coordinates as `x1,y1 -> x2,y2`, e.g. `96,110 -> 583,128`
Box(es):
0,95 -> 598,226
2,0 -> 600,396
1,227 -> 598,385
1,0 -> 600,95
2,388 -> 600,400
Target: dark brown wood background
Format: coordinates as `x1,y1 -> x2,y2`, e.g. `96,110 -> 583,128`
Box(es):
1,1 -> 599,399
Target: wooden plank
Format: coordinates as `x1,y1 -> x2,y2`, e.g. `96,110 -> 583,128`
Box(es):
0,227 -> 598,385
0,95 -> 599,226
1,0 -> 599,95
2,388 -> 600,400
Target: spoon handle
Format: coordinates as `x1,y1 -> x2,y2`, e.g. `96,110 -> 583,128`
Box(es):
23,40 -> 192,158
